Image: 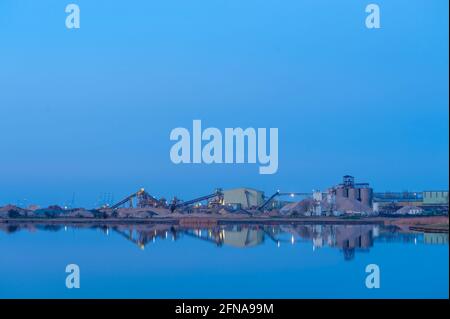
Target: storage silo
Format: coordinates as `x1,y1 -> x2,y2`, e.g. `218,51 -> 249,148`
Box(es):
336,187 -> 347,198
361,231 -> 373,248
348,188 -> 360,201
360,187 -> 373,207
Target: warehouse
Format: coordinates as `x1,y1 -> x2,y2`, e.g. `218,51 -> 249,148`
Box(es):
222,188 -> 265,209
423,191 -> 449,205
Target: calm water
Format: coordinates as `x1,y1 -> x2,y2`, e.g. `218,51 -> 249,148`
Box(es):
0,222 -> 448,298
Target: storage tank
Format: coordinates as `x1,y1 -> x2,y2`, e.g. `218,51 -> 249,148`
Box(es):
348,188 -> 360,201
336,187 -> 347,198
360,187 -> 373,207
361,231 -> 373,248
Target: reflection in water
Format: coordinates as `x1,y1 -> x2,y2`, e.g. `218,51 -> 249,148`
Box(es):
424,232 -> 449,245
0,222 -> 447,260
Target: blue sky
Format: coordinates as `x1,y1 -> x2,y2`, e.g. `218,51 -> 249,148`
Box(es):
0,0 -> 448,207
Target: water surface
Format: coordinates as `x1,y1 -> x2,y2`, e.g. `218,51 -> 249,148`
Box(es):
0,222 -> 448,298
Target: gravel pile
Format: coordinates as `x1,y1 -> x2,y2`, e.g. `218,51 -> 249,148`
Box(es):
394,205 -> 423,215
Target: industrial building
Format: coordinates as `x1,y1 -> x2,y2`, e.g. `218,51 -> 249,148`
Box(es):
372,190 -> 448,214
373,191 -> 423,206
222,188 -> 265,209
55,175 -> 446,217
332,175 -> 373,207
423,191 -> 449,205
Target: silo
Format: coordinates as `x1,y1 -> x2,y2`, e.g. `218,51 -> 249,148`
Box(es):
360,187 -> 373,207
361,231 -> 373,248
336,187 -> 347,198
348,188 -> 360,201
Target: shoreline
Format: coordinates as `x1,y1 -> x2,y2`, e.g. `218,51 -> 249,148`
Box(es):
0,215 -> 448,229
0,216 -> 383,225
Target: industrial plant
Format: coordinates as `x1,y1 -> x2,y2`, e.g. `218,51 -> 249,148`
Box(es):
0,175 -> 448,220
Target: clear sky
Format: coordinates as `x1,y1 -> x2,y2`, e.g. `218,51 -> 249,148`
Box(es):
0,0 -> 448,208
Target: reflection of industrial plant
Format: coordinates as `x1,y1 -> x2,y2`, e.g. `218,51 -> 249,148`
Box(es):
108,224 -> 267,249
2,222 -> 440,261
101,223 -> 442,260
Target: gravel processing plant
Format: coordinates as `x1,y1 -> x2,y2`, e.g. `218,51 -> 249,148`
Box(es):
0,176 -> 448,221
